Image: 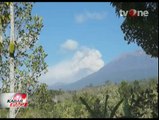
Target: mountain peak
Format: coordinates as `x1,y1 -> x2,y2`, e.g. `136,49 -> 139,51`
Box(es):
51,50 -> 158,90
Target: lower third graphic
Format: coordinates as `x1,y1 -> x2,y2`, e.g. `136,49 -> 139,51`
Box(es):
0,93 -> 28,108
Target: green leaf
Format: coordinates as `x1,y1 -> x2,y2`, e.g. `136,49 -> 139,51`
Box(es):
79,97 -> 94,117
103,94 -> 109,117
110,99 -> 123,118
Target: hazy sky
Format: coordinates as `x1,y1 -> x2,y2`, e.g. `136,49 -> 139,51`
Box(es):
31,2 -> 140,85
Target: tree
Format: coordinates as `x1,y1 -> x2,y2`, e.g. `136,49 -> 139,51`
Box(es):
0,17 -> 2,63
31,83 -> 52,110
0,2 -> 48,118
0,2 -> 10,71
111,2 -> 158,57
9,2 -> 16,118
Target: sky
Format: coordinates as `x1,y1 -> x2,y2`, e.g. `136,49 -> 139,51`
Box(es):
31,2 -> 140,85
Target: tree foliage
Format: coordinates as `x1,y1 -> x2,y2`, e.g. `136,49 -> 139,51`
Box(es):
0,78 -> 158,118
111,2 -> 158,57
0,2 -> 48,94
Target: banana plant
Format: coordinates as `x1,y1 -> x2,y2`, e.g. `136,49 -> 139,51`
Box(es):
79,94 -> 123,118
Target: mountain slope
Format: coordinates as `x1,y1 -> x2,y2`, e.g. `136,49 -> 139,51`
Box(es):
51,50 -> 158,90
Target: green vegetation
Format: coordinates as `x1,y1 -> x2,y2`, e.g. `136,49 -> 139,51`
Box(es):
0,3 -> 158,118
0,78 -> 157,118
111,2 -> 158,57
0,2 -> 47,94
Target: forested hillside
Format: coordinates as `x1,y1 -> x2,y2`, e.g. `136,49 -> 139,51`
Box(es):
0,78 -> 158,118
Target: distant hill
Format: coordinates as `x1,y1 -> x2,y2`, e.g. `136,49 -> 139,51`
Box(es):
50,50 -> 158,90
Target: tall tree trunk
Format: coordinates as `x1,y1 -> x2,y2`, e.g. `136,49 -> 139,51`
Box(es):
0,16 -> 3,94
9,2 -> 16,118
0,11 -> 3,67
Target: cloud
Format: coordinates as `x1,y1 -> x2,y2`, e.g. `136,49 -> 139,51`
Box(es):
61,39 -> 79,51
40,47 -> 104,85
75,11 -> 106,23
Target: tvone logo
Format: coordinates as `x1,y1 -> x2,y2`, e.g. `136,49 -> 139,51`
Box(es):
119,9 -> 149,17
